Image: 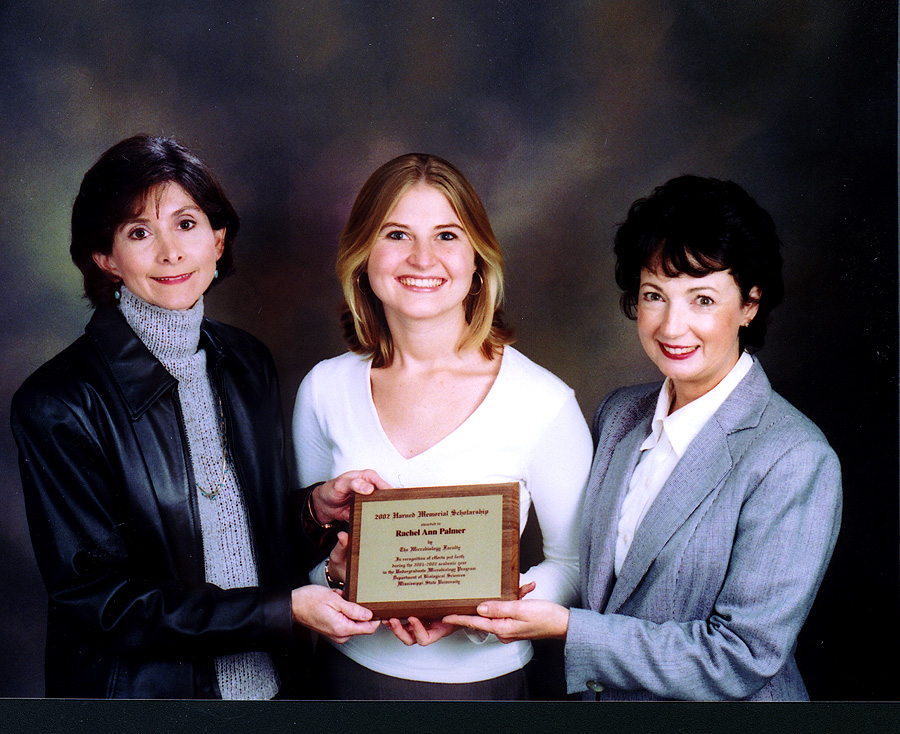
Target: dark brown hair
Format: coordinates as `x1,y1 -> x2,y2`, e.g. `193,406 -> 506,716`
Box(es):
70,135 -> 239,307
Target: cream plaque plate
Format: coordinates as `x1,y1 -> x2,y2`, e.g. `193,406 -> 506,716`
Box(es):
346,482 -> 520,618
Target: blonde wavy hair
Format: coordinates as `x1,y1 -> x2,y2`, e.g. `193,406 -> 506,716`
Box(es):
337,153 -> 514,367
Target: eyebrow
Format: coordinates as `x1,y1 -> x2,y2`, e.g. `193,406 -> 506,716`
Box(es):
639,281 -> 721,294
379,221 -> 464,232
121,205 -> 201,225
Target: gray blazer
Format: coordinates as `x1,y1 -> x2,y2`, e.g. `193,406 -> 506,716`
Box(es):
565,360 -> 841,700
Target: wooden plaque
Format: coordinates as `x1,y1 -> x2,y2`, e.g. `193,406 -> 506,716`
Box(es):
346,482 -> 520,619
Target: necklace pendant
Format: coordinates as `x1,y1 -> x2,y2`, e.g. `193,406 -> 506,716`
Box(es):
198,483 -> 220,500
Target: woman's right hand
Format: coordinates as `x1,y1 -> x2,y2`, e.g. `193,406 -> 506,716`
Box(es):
290,584 -> 380,644
311,470 -> 393,525
444,598 -> 570,642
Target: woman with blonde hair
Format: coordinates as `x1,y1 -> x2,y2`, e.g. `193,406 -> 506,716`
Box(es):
294,153 -> 592,699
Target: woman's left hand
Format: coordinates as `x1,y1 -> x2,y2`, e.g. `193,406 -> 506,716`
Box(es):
312,469 -> 393,525
384,616 -> 460,646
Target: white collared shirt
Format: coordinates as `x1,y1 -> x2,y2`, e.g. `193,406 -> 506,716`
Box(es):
614,352 -> 754,576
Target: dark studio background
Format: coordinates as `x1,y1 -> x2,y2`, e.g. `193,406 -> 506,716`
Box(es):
0,1 -> 896,702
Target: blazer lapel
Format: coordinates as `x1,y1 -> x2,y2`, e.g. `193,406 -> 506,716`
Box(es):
607,424 -> 732,611
604,360 -> 770,612
585,418 -> 650,612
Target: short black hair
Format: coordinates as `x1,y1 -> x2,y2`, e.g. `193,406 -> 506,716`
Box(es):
70,135 -> 239,307
614,175 -> 783,351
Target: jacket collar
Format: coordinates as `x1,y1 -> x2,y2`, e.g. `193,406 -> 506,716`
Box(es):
605,358 -> 772,611
85,306 -> 240,421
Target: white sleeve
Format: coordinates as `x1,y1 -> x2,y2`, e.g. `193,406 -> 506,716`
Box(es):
519,393 -> 592,606
292,366 -> 335,487
293,366 -> 339,589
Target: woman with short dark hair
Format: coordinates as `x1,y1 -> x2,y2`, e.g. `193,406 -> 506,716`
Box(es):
613,174 -> 784,352
11,135 -> 378,699
69,135 -> 240,307
448,175 -> 841,701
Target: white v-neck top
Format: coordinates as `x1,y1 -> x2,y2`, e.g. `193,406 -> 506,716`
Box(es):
292,346 -> 592,683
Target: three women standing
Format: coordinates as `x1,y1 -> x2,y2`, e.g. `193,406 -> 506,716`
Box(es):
12,136 -> 840,701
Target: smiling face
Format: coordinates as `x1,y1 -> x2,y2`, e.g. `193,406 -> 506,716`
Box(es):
637,267 -> 760,410
92,182 -> 225,311
365,182 -> 477,330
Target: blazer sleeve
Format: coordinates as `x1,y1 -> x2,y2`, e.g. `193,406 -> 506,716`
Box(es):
11,382 -> 293,659
565,431 -> 842,700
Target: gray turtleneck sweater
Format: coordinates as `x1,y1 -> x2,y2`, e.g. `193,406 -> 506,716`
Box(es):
119,286 -> 279,700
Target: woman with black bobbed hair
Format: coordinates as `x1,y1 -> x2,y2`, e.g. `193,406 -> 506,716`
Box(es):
11,135 -> 378,699
448,175 -> 842,701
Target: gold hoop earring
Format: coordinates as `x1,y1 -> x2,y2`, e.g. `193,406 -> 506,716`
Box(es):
356,271 -> 372,295
468,271 -> 484,296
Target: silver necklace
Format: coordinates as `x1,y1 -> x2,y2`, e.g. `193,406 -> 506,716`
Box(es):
198,394 -> 229,500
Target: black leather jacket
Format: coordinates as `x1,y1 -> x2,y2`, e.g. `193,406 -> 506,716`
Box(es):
11,306 -> 309,698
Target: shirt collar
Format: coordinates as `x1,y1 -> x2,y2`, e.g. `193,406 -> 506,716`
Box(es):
640,352 -> 754,457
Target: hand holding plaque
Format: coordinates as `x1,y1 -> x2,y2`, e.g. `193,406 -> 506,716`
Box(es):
346,482 -> 520,619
